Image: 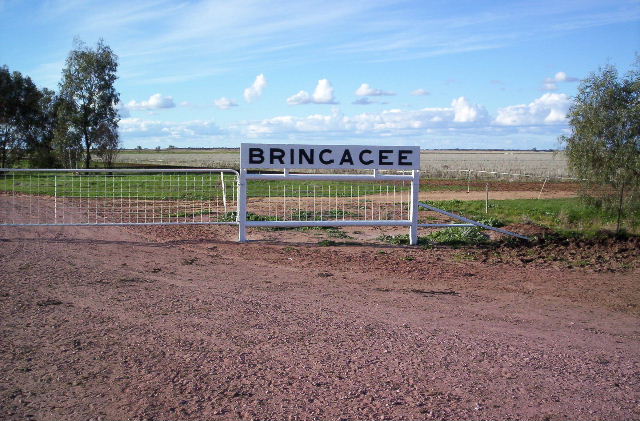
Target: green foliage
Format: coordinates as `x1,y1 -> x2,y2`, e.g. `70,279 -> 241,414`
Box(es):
376,234 -> 430,246
378,228 -> 489,246
0,66 -> 58,168
561,61 -> 640,231
425,226 -> 488,246
56,38 -> 120,169
429,197 -> 640,234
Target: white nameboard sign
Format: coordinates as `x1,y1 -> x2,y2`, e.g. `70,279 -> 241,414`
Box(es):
241,143 -> 420,170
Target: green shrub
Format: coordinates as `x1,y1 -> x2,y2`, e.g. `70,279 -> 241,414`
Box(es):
425,226 -> 489,246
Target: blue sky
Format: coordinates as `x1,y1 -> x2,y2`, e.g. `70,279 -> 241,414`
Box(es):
1,0 -> 639,149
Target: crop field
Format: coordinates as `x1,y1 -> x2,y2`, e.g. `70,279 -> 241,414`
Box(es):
115,149 -> 571,179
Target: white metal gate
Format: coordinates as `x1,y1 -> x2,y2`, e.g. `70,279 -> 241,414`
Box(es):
0,168 -> 239,227
237,168 -> 421,243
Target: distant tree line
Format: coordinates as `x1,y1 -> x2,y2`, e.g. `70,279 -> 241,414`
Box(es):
1,38 -> 120,169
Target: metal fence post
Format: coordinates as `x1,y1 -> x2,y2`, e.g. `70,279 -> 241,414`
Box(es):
237,169 -> 247,242
409,170 -> 420,245
54,175 -> 57,221
220,171 -> 227,213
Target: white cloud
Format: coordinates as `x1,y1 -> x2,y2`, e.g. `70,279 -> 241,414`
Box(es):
355,83 -> 395,96
287,79 -> 337,105
451,97 -> 488,123
411,89 -> 430,96
494,93 -> 570,126
542,71 -> 579,90
313,79 -> 337,104
214,97 -> 238,110
118,94 -> 572,149
243,74 -> 267,103
119,118 -> 225,142
554,71 -> 578,82
245,96 -> 489,138
127,93 -> 176,110
287,91 -> 312,105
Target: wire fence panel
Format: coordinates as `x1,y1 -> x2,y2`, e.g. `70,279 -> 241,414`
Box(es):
238,171 -> 420,243
245,179 -> 412,222
0,169 -> 238,226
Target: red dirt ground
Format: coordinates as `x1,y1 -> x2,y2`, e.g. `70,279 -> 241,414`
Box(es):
1,223 -> 639,421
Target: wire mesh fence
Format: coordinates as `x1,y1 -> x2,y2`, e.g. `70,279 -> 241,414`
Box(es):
0,169 -> 239,226
0,169 -> 415,226
244,179 -> 413,222
0,167 -> 534,242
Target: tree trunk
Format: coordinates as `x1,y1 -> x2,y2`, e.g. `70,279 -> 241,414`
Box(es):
616,182 -> 625,234
0,144 -> 6,168
84,132 -> 91,169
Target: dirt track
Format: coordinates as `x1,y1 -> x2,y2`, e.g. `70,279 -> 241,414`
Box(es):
1,224 -> 639,421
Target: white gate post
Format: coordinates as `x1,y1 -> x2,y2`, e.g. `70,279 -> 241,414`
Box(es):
220,171 -> 227,213
237,169 -> 247,242
409,169 -> 420,245
54,175 -> 57,222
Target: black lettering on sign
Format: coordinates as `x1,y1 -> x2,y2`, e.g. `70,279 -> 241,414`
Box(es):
398,150 -> 413,166
299,149 -> 314,165
339,150 -> 354,165
319,149 -> 334,164
379,149 -> 393,165
249,148 -> 264,164
290,149 -> 295,165
270,148 -> 285,164
359,149 -> 373,165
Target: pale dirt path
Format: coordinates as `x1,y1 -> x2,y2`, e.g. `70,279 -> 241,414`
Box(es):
1,224 -> 638,420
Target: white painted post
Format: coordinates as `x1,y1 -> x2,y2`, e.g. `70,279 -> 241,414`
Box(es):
409,170 -> 420,245
220,172 -> 227,213
485,183 -> 489,214
237,169 -> 247,242
54,175 -> 57,221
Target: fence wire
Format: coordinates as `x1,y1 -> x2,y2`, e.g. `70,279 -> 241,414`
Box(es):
0,169 -> 238,226
249,180 -> 411,222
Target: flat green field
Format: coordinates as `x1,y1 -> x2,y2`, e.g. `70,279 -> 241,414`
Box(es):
0,172 -> 414,199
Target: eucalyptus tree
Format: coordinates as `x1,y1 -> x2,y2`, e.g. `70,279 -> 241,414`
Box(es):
0,66 -> 43,167
57,38 -> 120,168
562,61 -> 640,232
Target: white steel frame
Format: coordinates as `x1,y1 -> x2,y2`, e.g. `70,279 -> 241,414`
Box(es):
237,168 -> 421,244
